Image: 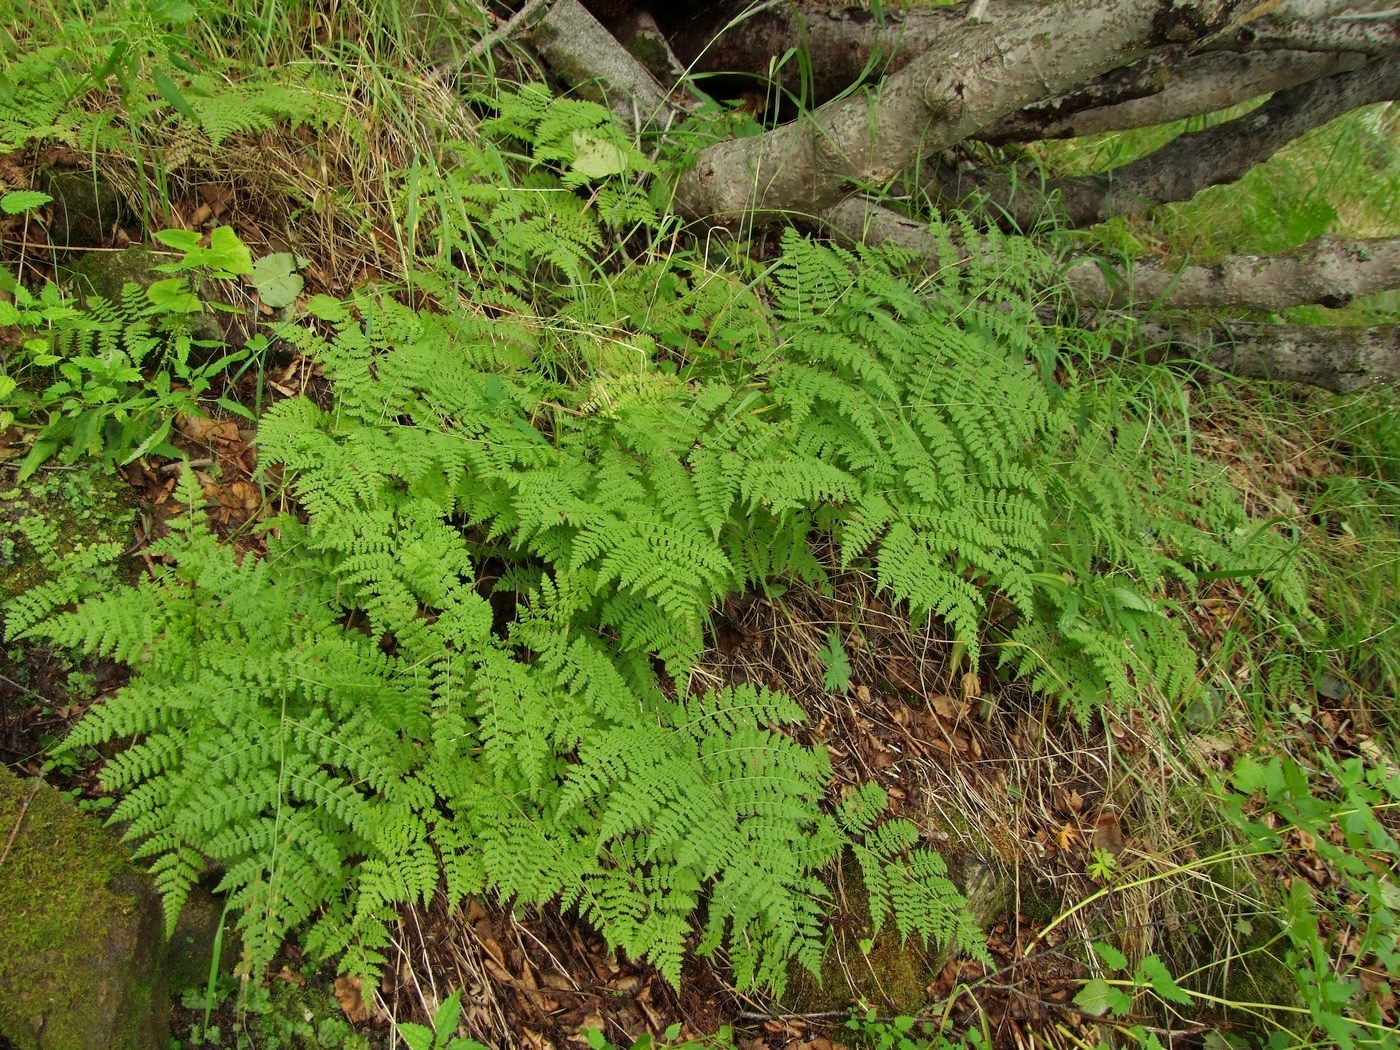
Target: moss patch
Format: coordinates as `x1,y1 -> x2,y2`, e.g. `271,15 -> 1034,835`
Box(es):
0,765 -> 168,1049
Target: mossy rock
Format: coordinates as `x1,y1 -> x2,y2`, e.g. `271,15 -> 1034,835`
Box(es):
0,765 -> 169,1049
61,245 -> 163,305
783,850 -> 1015,1015
60,245 -> 230,347
39,168 -> 138,251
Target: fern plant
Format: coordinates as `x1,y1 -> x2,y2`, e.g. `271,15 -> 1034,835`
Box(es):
0,0 -> 341,158
11,83 -> 1326,1000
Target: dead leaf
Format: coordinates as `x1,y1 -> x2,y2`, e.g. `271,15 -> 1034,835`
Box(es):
177,413 -> 240,446
1092,808 -> 1126,856
930,694 -> 961,719
1054,822 -> 1080,852
333,975 -> 369,1023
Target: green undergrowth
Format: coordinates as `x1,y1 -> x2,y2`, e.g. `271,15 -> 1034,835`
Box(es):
1035,102 -> 1400,265
1,83 -> 1350,1010
2,0 -> 1396,1038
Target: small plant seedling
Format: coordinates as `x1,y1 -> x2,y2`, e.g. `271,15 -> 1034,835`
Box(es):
395,991 -> 488,1050
819,628 -> 852,693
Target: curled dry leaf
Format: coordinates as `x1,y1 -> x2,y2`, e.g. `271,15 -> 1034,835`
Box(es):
333,974 -> 369,1023
1092,808 -> 1126,856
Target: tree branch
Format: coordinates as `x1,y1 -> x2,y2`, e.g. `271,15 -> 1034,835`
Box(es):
976,49 -> 1367,142
530,0 -> 682,134
1138,320 -> 1400,391
664,2 -> 965,105
821,201 -> 1398,392
1206,11 -> 1400,56
1064,236 -> 1400,310
674,0 -> 1252,221
661,3 -> 1392,138
943,58 -> 1400,228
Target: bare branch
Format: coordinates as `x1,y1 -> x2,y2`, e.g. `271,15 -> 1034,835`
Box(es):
674,0 -> 1252,221
977,49 -> 1367,142
530,0 -> 682,134
1064,237 -> 1400,310
665,2 -> 963,105
1138,320 -> 1400,391
944,59 -> 1400,228
1206,11 -> 1400,55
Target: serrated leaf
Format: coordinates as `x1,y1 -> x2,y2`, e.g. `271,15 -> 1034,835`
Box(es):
1232,756 -> 1267,794
1,190 -> 53,215
1140,955 -> 1193,1005
207,226 -> 253,276
154,228 -> 202,252
305,294 -> 347,321
818,629 -> 851,693
147,278 -> 202,314
1092,940 -> 1128,971
1074,978 -> 1131,1018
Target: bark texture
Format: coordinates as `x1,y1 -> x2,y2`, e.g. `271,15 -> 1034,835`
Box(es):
531,0 -> 681,133
945,59 -> 1400,228
674,0 -> 1252,220
977,49 -> 1367,142
1140,321 -> 1400,391
1064,237 -> 1400,311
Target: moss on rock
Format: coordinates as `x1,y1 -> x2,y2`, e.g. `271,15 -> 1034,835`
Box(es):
0,765 -> 169,1049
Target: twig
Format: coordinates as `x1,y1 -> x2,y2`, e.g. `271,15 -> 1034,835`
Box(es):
0,778 -> 43,872
432,0 -> 556,82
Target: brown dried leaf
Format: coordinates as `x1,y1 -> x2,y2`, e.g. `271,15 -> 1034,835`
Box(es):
333,975 -> 369,1023
1092,808 -> 1126,856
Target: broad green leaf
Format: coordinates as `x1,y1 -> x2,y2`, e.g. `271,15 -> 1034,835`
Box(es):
570,130 -> 628,180
251,253 -> 303,308
147,278 -> 202,314
154,229 -> 203,253
1073,978 -> 1131,1018
306,294 -> 348,321
153,70 -> 197,120
1231,756 -> 1267,794
207,226 -> 253,276
1,190 -> 52,214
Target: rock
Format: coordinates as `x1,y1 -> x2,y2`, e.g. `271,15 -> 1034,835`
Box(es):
60,244 -> 238,349
40,168 -> 139,251
0,766 -> 169,1050
781,849 -> 1016,1014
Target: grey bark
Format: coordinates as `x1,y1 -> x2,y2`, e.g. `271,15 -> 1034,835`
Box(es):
942,59 -> 1400,229
1139,321 -> 1400,391
665,2 -> 964,105
664,3 -> 1393,140
977,49 -> 1368,143
1205,11 -> 1400,57
674,0 -> 1251,221
822,201 -> 1399,392
530,0 -> 682,134
1063,236 -> 1400,311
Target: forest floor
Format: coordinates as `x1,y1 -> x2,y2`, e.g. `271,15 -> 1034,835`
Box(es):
2,4 -> 1399,1049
